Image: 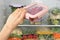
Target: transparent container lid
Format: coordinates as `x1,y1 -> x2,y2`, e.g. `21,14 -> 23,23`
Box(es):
9,3 -> 24,7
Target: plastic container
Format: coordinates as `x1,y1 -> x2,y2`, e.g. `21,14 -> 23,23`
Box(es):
25,3 -> 48,22
22,34 -> 38,40
48,8 -> 60,25
53,33 -> 60,40
9,4 -> 24,12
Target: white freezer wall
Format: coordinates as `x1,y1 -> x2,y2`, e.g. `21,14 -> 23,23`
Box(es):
0,0 -> 60,31
0,0 -> 6,31
0,0 -> 31,31
0,0 -> 12,31
32,0 -> 60,8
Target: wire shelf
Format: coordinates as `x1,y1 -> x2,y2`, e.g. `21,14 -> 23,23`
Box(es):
18,25 -> 60,27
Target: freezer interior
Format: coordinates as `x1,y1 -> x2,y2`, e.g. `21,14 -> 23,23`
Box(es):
8,26 -> 60,40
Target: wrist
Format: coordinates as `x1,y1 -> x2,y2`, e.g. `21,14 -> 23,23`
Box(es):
4,24 -> 13,30
0,24 -> 14,40
0,24 -> 15,36
5,23 -> 16,30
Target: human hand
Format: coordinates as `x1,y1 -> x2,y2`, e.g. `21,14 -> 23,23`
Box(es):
5,8 -> 26,29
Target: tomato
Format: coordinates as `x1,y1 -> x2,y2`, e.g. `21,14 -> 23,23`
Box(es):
8,37 -> 21,40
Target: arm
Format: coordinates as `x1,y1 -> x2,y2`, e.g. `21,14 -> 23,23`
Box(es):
0,8 -> 26,40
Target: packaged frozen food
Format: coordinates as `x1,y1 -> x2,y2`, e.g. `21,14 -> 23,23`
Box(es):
22,34 -> 38,40
53,33 -> 60,40
25,3 -> 48,22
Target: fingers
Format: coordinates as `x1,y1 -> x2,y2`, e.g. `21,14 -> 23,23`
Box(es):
8,8 -> 26,25
5,8 -> 27,29
11,8 -> 20,16
14,8 -> 22,20
15,8 -> 26,24
19,8 -> 26,19
14,8 -> 26,19
18,8 -> 26,17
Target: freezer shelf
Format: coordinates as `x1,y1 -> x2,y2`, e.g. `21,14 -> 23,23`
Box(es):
8,27 -> 60,40
18,25 -> 60,27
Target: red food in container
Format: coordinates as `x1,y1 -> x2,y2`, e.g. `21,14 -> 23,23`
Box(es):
24,3 -> 48,22
22,34 -> 38,40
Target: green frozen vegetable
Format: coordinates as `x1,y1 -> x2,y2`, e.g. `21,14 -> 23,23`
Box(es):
51,8 -> 60,15
52,19 -> 59,25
